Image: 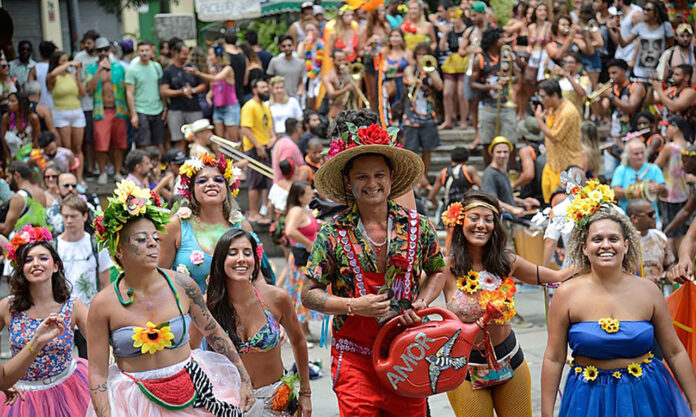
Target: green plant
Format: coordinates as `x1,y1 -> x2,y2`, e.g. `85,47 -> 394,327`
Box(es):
489,0 -> 515,25
243,19 -> 289,55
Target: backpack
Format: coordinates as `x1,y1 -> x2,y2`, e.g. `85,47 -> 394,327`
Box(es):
443,164 -> 473,206
15,189 -> 48,232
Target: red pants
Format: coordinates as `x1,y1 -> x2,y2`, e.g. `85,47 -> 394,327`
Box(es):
331,348 -> 426,417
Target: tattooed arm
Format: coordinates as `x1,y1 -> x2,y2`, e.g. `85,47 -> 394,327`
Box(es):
175,272 -> 255,411
302,278 -> 391,318
86,292 -> 112,417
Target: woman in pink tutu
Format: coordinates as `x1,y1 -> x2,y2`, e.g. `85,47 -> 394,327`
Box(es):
0,225 -> 90,417
86,180 -> 254,416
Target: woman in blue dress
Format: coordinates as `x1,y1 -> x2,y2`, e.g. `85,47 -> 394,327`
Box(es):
541,181 -> 696,417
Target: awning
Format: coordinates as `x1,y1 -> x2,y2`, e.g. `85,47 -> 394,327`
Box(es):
260,0 -> 340,15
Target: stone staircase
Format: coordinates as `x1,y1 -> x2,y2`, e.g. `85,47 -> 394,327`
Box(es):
429,128 -> 483,183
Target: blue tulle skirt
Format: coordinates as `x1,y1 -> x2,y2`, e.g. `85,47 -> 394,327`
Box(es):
560,359 -> 691,417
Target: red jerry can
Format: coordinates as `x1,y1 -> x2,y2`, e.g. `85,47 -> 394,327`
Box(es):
372,305 -> 501,397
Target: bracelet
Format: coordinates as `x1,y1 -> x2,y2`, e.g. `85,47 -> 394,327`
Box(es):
536,265 -> 541,286
26,343 -> 39,356
347,298 -> 354,316
299,390 -> 312,397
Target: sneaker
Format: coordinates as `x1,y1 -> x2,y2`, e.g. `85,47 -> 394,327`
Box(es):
259,205 -> 269,217
97,172 -> 108,185
114,173 -> 123,182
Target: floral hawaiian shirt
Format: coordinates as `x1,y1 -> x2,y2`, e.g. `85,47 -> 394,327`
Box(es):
305,200 -> 445,332
84,60 -> 128,120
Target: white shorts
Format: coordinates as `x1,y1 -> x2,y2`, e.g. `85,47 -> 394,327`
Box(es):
53,109 -> 86,128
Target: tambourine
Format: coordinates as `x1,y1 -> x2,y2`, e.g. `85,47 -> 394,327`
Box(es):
372,305 -> 501,398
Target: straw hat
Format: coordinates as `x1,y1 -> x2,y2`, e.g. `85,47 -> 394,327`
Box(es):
314,124 -> 424,203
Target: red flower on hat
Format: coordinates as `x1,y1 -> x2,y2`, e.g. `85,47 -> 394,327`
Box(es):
327,140 -> 347,159
357,124 -> 392,145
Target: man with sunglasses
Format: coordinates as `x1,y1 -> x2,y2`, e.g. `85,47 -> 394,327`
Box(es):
627,198 -> 674,286
267,35 -> 306,99
8,40 -> 36,89
85,37 -> 128,186
45,172 -> 98,235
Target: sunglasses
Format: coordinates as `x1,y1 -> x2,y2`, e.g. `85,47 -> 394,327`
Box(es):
61,183 -> 77,189
44,174 -> 59,180
0,64 -> 8,69
194,175 -> 226,185
96,47 -> 109,52
638,211 -> 656,218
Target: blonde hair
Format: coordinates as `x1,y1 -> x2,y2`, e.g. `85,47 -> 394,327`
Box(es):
269,76 -> 289,104
567,207 -> 641,274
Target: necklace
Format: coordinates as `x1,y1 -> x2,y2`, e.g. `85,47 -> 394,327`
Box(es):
358,218 -> 392,252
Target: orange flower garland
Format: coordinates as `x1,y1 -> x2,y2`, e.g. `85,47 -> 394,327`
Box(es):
457,270 -> 517,324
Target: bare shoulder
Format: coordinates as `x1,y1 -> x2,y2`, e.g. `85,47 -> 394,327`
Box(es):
259,282 -> 292,305
554,273 -> 591,298
0,296 -> 10,321
89,287 -> 117,321
164,214 -> 182,233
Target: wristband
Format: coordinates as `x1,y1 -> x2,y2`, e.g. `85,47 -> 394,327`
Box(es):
347,298 -> 354,316
26,343 -> 39,356
299,390 -> 312,397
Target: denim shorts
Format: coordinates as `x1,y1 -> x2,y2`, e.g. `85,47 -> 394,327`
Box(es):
582,52 -> 602,73
213,104 -> 241,126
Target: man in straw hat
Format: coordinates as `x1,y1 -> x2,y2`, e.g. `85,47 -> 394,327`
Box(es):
301,111 -> 446,416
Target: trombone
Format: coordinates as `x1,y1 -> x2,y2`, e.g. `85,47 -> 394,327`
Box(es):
180,124 -> 274,179
408,55 -> 437,101
585,80 -> 613,104
344,62 -> 371,109
495,45 -> 516,136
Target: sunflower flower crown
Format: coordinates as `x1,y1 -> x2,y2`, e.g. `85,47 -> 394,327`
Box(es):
4,225 -> 53,266
94,180 -> 171,255
565,180 -> 616,228
327,123 -> 401,160
177,153 -> 242,199
681,149 -> 696,157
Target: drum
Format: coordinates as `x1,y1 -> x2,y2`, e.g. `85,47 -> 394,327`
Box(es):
372,305 -> 501,398
625,180 -> 657,201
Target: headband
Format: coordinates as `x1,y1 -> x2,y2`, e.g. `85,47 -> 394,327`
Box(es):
177,153 -> 242,199
441,201 -> 499,227
5,225 -> 53,267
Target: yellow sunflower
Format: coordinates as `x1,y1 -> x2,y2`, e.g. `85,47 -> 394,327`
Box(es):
612,371 -> 622,379
643,357 -> 652,364
583,365 -> 598,382
465,277 -> 481,294
598,318 -> 620,334
132,321 -> 175,355
114,180 -> 151,211
574,367 -> 583,374
456,276 -> 468,292
627,363 -> 643,378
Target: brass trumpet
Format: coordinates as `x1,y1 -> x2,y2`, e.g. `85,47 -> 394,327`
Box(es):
180,123 -> 274,179
408,55 -> 438,101
495,45 -> 516,136
585,80 -> 613,104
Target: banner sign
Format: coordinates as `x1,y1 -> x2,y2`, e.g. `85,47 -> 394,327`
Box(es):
195,0 -> 262,21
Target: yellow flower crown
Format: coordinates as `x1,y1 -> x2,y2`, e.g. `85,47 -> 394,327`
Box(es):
565,180 -> 616,227
680,149 -> 696,157
177,153 -> 242,199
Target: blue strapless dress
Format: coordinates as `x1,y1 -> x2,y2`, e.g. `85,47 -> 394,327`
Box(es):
560,320 -> 691,417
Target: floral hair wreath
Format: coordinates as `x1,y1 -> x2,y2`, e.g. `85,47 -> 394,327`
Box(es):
327,122 -> 401,160
93,180 -> 171,255
177,153 -> 242,199
4,225 -> 53,266
565,179 -> 616,228
681,149 -> 696,157
441,201 -> 500,227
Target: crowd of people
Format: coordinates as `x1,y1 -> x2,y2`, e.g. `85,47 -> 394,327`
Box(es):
0,0 -> 694,415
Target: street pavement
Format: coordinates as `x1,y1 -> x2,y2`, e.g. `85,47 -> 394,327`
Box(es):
0,267 -> 559,416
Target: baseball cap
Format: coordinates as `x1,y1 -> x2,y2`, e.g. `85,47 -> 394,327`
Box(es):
471,1 -> 486,13
164,149 -> 187,165
301,1 -> 313,9
313,4 -> 324,15
94,37 -> 110,50
119,39 -> 134,53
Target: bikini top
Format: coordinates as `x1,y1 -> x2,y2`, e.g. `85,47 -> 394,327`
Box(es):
110,314 -> 192,358
234,286 -> 281,354
568,320 -> 653,360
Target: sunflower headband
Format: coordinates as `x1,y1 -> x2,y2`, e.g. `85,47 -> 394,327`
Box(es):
565,179 -> 616,228
4,225 -> 53,267
681,149 -> 696,157
441,201 -> 500,227
94,180 -> 171,255
177,153 -> 242,199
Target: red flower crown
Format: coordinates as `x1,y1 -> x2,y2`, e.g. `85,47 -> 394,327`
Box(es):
4,225 -> 53,266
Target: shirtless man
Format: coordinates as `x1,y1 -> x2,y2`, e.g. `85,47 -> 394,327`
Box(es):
323,49 -> 362,119
460,1 -> 490,147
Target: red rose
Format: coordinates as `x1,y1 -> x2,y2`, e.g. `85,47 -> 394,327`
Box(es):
94,216 -> 107,236
327,140 -> 347,159
357,124 -> 391,145
391,255 -> 410,271
150,191 -> 162,207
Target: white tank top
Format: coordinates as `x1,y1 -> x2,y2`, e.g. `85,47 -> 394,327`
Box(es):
35,62 -> 53,109
615,6 -> 642,63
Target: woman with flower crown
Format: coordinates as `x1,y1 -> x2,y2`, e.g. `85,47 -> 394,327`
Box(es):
87,179 -> 254,416
158,152 -> 261,348
440,190 -> 572,417
541,180 -> 696,417
0,225 -> 90,416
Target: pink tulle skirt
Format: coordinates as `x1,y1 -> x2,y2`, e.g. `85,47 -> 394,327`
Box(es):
0,358 -> 90,417
87,349 -> 241,417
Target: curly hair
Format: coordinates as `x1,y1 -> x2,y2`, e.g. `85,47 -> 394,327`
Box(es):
450,190 -> 512,278
206,229 -> 261,348
567,207 -> 641,274
10,242 -> 71,313
328,109 -> 379,140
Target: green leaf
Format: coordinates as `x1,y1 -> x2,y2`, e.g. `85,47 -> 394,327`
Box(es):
155,321 -> 170,329
387,126 -> 400,143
